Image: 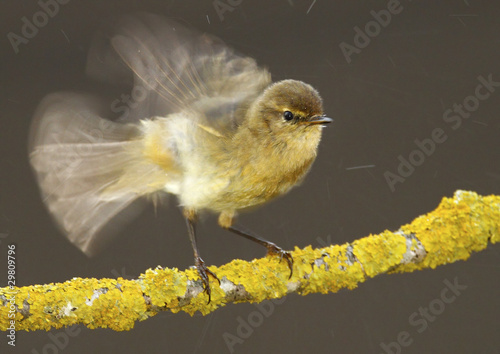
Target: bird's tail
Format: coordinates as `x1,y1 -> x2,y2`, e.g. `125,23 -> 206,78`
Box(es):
29,92 -> 169,255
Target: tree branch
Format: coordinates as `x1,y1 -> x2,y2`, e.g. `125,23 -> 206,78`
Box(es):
1,190 -> 498,332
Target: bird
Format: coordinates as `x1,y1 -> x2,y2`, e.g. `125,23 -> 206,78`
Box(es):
29,13 -> 332,302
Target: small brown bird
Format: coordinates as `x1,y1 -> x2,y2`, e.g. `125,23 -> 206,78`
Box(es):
29,13 -> 332,301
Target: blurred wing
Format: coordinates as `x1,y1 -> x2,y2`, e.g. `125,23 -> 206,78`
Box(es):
86,13 -> 271,133
29,92 -> 165,256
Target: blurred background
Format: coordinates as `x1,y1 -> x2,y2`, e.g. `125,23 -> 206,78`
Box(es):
1,1 -> 499,353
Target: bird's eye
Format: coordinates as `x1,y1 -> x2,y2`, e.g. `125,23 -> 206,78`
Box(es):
283,111 -> 294,121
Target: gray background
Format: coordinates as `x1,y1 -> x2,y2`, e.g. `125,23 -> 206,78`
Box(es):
1,1 -> 499,353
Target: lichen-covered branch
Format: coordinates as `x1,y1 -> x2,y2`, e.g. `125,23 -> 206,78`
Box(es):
1,190 -> 498,332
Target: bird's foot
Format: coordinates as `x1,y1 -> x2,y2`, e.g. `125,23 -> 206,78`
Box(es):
194,256 -> 220,304
265,242 -> 294,279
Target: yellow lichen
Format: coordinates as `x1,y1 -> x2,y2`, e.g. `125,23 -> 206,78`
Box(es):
0,190 -> 497,332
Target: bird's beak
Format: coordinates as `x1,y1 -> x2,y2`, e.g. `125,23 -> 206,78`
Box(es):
307,116 -> 333,125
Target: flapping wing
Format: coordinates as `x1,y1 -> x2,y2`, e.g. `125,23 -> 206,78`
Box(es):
29,92 -> 163,256
86,13 -> 271,133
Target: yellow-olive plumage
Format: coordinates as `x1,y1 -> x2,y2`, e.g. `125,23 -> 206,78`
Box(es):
29,13 -> 331,300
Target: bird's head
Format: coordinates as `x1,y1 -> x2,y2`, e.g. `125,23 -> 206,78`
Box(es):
245,79 -> 332,152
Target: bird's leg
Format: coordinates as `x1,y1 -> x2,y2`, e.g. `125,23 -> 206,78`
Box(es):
218,210 -> 293,278
184,208 -> 220,303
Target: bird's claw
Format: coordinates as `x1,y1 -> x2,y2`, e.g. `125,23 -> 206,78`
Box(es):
265,242 -> 294,279
195,256 -> 220,304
